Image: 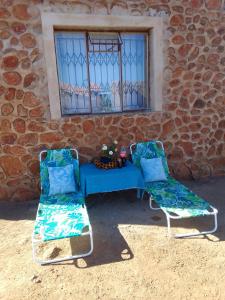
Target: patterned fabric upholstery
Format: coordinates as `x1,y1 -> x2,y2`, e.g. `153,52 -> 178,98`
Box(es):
145,177 -> 211,218
34,149 -> 90,242
132,141 -> 169,176
132,141 -> 212,218
40,148 -> 80,195
34,193 -> 89,241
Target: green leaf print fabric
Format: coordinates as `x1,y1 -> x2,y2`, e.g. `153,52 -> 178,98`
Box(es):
34,193 -> 89,241
132,141 -> 212,218
34,149 -> 90,242
145,177 -> 211,218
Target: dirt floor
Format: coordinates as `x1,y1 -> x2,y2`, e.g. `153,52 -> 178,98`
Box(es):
1,177 -> 225,300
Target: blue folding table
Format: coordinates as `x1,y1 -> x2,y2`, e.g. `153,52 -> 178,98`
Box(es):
80,161 -> 145,197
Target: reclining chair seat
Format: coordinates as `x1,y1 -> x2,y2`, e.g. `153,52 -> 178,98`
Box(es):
130,141 -> 218,238
34,192 -> 90,242
32,149 -> 93,264
145,176 -> 213,218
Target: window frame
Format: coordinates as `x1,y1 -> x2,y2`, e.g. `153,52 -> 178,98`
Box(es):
54,30 -> 150,116
41,13 -> 164,119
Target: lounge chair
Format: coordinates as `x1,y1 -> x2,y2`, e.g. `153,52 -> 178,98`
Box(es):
130,140 -> 218,238
32,148 -> 93,265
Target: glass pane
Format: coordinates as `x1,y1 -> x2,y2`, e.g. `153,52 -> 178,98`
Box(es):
54,32 -> 90,115
88,34 -> 121,113
121,33 -> 147,111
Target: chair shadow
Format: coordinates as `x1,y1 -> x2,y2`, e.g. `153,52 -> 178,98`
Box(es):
61,191 -> 141,268
56,190 -> 153,268
71,223 -> 134,269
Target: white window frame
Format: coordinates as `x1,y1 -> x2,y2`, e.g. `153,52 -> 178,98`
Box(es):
41,13 -> 164,120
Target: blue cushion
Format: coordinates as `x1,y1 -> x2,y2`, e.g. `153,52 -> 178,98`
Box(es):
48,164 -> 76,195
140,157 -> 167,182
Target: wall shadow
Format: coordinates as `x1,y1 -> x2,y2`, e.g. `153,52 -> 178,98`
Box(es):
0,200 -> 38,221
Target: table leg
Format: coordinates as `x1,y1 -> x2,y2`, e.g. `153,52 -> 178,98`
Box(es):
137,189 -> 144,199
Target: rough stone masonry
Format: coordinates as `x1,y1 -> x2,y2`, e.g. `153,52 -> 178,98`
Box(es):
0,0 -> 225,201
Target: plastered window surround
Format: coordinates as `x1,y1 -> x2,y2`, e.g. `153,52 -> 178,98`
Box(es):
41,13 -> 164,120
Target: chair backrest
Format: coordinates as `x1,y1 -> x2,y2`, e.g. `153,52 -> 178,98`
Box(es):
130,140 -> 169,176
40,148 -> 80,195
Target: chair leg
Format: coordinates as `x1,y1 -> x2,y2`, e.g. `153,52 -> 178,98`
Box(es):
148,195 -> 218,239
166,214 -> 172,237
149,196 -> 161,210
32,228 -> 94,265
164,211 -> 218,239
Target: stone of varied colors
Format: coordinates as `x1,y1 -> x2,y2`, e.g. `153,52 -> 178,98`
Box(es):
23,72 -> 39,88
205,0 -> 222,10
13,118 -> 26,133
190,0 -> 203,9
12,4 -> 31,20
5,88 -> 16,101
1,103 -> 14,115
40,132 -> 63,143
0,156 -> 23,177
0,133 -> 17,144
20,33 -> 36,48
0,8 -> 11,18
29,106 -> 45,117
3,145 -> 26,155
17,104 -> 28,117
170,15 -> 184,26
17,133 -> 38,146
0,30 -> 11,39
61,123 -> 78,136
3,72 -> 22,85
82,120 -> 95,134
23,91 -> 40,107
11,22 -> 27,34
27,160 -> 39,175
28,121 -> 46,132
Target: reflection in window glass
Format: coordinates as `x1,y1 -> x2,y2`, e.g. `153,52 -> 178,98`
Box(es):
121,33 -> 147,111
55,32 -> 90,115
54,31 -> 148,115
89,46 -> 121,113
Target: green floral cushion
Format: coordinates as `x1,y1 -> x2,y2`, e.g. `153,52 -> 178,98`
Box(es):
132,141 -> 169,176
132,141 -> 212,218
34,192 -> 89,241
145,176 -> 211,218
40,149 -> 80,195
34,149 -> 90,242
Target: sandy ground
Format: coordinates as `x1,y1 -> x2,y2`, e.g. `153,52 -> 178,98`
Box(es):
1,177 -> 225,300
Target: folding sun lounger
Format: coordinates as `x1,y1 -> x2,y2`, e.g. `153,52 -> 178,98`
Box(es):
32,148 -> 93,265
130,141 -> 218,238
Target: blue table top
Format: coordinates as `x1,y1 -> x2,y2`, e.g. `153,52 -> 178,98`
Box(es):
80,161 -> 145,196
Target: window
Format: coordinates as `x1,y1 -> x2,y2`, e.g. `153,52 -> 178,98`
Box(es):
42,14 -> 163,119
54,31 -> 149,115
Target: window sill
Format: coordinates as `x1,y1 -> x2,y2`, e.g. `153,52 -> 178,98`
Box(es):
61,109 -> 154,118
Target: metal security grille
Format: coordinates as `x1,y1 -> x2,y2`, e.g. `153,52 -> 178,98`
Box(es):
54,31 -> 148,115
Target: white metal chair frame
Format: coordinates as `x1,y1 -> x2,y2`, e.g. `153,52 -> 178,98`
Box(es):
32,148 -> 93,265
130,141 -> 218,238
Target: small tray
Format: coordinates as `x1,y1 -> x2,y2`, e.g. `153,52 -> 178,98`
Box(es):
93,159 -> 118,169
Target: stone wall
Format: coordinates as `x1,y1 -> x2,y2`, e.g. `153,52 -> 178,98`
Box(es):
0,0 -> 225,201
